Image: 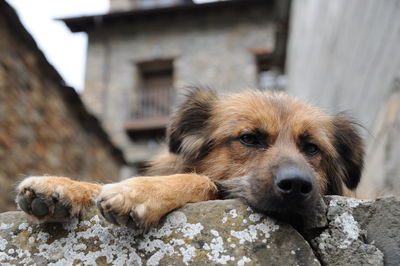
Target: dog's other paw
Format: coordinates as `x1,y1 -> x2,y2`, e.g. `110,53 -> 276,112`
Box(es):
16,176 -> 100,222
97,174 -> 218,231
97,181 -> 156,231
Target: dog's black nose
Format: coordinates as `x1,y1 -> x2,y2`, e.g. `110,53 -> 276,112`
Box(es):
275,168 -> 313,200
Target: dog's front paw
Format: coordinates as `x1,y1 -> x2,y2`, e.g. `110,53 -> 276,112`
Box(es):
16,176 -> 99,222
97,182 -> 154,231
97,175 -> 218,230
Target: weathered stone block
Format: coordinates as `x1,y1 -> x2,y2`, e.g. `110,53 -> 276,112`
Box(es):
311,196 -> 383,266
1,196 -> 399,265
0,200 -> 319,265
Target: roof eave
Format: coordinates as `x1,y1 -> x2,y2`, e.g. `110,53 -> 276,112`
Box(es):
60,0 -> 275,33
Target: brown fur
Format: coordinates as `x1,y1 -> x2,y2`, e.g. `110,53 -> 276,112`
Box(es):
16,89 -> 364,229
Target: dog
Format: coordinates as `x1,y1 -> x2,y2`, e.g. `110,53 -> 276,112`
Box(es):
16,89 -> 364,230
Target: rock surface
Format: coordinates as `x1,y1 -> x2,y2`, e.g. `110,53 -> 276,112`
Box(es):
0,200 -> 320,266
310,196 -> 383,266
0,197 -> 399,265
348,196 -> 400,266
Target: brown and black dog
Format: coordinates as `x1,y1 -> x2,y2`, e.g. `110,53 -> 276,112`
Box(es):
16,89 -> 364,230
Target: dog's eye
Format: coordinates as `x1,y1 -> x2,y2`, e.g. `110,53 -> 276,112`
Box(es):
302,143 -> 320,156
239,134 -> 260,146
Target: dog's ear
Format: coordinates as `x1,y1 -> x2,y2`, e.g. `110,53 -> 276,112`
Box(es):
331,116 -> 365,191
167,89 -> 218,162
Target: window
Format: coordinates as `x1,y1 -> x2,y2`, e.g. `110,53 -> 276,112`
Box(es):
137,59 -> 173,119
127,59 -> 174,134
256,53 -> 287,91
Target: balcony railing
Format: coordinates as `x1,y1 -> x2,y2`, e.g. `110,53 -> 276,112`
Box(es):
125,86 -> 174,132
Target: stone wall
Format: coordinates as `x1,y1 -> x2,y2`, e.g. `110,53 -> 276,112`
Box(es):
286,0 -> 400,197
82,4 -> 277,169
1,196 -> 399,265
0,2 -> 125,212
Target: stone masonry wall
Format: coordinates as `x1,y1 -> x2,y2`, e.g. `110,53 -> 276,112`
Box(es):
0,3 -> 124,212
83,5 -> 276,167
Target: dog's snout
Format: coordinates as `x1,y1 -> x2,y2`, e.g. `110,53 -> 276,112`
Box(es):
275,168 -> 313,200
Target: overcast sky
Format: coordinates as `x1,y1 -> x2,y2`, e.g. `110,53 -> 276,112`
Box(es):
6,0 -> 213,92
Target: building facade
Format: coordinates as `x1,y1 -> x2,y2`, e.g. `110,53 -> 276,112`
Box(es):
0,1 -> 125,211
63,0 -> 290,175
287,0 -> 400,197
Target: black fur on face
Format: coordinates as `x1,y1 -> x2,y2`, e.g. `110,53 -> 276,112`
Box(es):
167,89 -> 218,163
324,115 -> 365,195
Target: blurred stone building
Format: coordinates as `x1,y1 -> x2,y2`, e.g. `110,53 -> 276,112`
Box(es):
0,1 -> 125,211
287,0 -> 400,198
62,0 -> 291,176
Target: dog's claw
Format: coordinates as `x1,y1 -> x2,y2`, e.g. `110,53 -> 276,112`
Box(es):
104,210 -> 118,225
97,201 -> 105,217
128,210 -> 143,229
53,202 -> 70,218
97,199 -> 146,230
114,213 -> 129,226
97,202 -> 128,227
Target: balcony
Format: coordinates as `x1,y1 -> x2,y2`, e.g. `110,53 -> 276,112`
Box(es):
124,86 -> 174,138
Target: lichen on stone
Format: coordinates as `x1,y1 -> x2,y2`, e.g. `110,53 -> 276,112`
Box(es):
237,256 -> 251,266
334,212 -> 360,249
311,196 -> 383,266
0,199 -> 325,265
0,223 -> 13,230
0,236 -> 8,251
230,220 -> 279,244
329,197 -> 372,208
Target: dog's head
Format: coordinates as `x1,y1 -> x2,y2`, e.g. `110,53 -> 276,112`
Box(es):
167,89 -> 364,220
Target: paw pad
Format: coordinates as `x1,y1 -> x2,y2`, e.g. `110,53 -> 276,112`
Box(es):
17,188 -> 71,221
